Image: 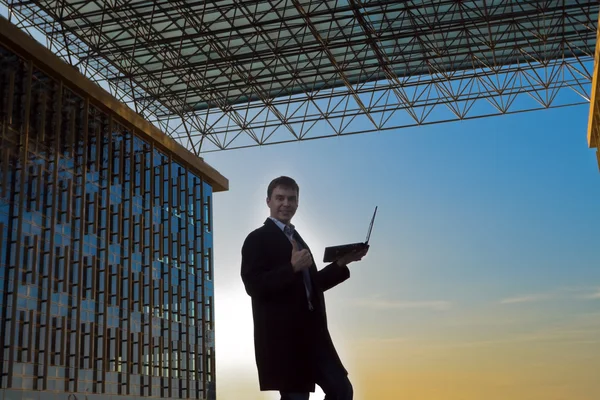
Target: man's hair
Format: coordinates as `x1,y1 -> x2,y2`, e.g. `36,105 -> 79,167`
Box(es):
267,176 -> 299,199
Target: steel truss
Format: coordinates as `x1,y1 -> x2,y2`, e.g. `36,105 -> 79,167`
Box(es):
1,0 -> 598,153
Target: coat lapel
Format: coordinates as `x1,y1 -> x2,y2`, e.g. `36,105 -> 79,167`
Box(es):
264,218 -> 318,284
263,218 -> 293,254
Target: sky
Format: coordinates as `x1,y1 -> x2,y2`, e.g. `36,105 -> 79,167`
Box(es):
203,104 -> 600,400
0,6 -> 597,400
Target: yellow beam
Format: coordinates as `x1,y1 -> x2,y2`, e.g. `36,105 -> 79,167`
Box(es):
0,17 -> 229,192
588,11 -> 600,150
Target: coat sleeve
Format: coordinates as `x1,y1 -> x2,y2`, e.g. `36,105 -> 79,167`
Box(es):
316,262 -> 350,292
241,231 -> 297,298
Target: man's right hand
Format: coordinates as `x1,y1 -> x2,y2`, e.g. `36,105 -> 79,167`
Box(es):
291,239 -> 312,272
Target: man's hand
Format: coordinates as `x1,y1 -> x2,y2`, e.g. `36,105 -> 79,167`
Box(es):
291,239 -> 312,272
335,246 -> 369,267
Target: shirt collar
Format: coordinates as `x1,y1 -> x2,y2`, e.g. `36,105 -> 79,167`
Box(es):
268,217 -> 295,233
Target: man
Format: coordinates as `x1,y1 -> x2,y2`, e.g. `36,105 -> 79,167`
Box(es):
241,176 -> 368,400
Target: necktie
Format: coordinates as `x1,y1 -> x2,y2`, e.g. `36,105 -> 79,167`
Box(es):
284,225 -> 313,309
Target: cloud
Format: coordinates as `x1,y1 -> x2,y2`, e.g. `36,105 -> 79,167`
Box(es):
499,286 -> 600,304
432,327 -> 600,349
355,321 -> 600,351
356,298 -> 452,311
356,336 -> 411,345
583,289 -> 600,300
558,286 -> 600,300
499,293 -> 555,304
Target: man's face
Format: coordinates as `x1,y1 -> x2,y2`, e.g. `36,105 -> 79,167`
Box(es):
267,185 -> 298,224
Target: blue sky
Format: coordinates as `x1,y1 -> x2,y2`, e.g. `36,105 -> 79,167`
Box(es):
204,104 -> 600,399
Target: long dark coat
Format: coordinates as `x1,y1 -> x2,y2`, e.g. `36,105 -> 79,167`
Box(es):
241,218 -> 350,392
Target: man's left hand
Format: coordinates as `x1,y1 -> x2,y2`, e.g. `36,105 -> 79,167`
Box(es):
335,247 -> 369,267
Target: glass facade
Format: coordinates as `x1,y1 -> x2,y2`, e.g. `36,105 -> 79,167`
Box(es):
0,40 -> 216,399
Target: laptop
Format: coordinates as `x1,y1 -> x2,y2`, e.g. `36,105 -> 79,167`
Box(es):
323,206 -> 378,263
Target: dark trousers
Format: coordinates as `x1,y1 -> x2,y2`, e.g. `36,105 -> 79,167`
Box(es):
280,345 -> 353,400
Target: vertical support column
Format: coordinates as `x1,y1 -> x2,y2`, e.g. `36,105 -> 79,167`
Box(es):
122,129 -> 132,396
0,62 -> 16,386
6,58 -> 33,388
42,77 -> 62,391
199,178 -> 207,399
101,114 -> 113,392
73,97 -> 89,392
146,138 -> 154,397
165,152 -> 173,399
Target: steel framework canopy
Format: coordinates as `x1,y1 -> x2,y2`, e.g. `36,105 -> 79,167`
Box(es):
2,0 -> 598,153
